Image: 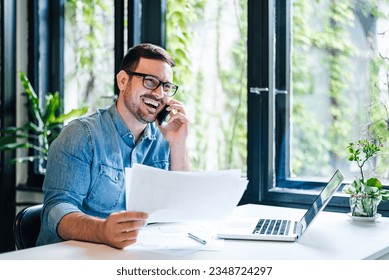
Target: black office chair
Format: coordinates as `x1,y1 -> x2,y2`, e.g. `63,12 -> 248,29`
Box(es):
14,204 -> 43,250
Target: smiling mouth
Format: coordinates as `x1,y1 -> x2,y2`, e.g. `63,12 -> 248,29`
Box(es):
143,97 -> 160,111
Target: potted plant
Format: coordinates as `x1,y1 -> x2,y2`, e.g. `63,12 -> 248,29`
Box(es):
342,137 -> 389,217
0,71 -> 88,172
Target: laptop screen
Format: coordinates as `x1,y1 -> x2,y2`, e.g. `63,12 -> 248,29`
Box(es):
298,170 -> 344,236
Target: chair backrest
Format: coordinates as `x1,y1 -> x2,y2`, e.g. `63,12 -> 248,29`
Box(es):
14,204 -> 43,250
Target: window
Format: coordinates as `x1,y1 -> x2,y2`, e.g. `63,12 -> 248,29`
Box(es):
289,0 -> 389,183
64,1 -> 116,113
270,0 -> 389,213
166,0 -> 248,172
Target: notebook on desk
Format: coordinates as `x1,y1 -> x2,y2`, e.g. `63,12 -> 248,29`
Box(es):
217,169 -> 344,242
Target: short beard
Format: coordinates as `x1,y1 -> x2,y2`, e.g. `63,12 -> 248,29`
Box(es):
123,94 -> 156,124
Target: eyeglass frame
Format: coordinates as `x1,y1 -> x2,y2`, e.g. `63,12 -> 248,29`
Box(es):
125,70 -> 179,97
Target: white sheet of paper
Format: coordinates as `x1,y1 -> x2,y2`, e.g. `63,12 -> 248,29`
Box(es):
126,164 -> 247,223
128,223 -> 224,251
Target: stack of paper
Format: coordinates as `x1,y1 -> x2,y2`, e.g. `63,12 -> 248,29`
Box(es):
129,223 -> 224,251
125,164 -> 248,223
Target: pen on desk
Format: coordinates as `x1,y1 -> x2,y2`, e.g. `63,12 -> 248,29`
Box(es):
188,232 -> 207,245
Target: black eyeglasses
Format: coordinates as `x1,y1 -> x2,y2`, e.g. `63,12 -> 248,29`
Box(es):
126,71 -> 178,97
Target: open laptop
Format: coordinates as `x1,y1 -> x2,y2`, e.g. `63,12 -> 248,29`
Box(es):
217,169 -> 344,242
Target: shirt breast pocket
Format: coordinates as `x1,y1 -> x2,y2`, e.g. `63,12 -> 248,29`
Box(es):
88,164 -> 124,210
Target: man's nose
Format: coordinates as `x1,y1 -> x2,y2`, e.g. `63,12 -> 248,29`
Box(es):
152,84 -> 165,99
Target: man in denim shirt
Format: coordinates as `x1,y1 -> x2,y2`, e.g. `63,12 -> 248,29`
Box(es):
37,43 -> 190,249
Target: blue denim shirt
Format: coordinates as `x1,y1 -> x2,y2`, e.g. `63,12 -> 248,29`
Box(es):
36,102 -> 170,246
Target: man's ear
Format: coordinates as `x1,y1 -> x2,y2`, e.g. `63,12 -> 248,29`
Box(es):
116,70 -> 129,91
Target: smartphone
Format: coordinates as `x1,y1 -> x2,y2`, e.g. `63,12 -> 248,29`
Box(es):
156,105 -> 170,125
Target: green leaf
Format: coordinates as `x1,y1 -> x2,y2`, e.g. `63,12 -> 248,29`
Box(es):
366,177 -> 382,188
342,184 -> 356,195
10,155 -> 47,164
54,106 -> 89,123
381,191 -> 389,202
19,71 -> 43,126
43,92 -> 61,125
365,186 -> 380,196
0,142 -> 35,151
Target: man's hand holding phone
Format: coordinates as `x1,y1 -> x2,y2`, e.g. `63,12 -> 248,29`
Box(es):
156,101 -> 188,139
156,100 -> 190,170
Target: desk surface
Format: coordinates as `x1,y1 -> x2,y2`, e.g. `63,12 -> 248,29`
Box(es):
1,204 -> 389,260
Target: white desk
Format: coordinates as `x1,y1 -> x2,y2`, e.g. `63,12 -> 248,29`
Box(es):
1,204 -> 389,260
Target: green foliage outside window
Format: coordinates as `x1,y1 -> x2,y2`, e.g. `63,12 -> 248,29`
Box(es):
166,0 -> 247,171
166,0 -> 207,170
292,0 -> 389,181
65,0 -> 113,110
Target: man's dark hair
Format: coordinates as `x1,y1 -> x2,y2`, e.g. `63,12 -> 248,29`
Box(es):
120,43 -> 176,72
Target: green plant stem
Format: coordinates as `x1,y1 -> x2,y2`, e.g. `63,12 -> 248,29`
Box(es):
358,160 -> 365,183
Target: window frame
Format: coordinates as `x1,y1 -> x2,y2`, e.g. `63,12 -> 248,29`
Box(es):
243,0 -> 273,205
24,0 -> 65,186
0,0 -> 17,253
262,0 -> 389,216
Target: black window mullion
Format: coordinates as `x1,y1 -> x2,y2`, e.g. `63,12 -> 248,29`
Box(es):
27,0 -> 39,95
0,0 -> 16,253
47,0 -> 64,100
141,0 -> 166,47
28,0 -> 64,108
26,0 -> 64,184
127,0 -> 142,47
127,0 -> 166,49
244,0 -> 272,204
115,0 -> 125,96
274,0 -> 289,182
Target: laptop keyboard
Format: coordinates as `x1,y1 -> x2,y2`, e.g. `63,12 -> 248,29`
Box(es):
252,219 -> 292,236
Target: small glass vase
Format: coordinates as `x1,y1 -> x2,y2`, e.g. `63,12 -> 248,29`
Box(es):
349,194 -> 381,217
